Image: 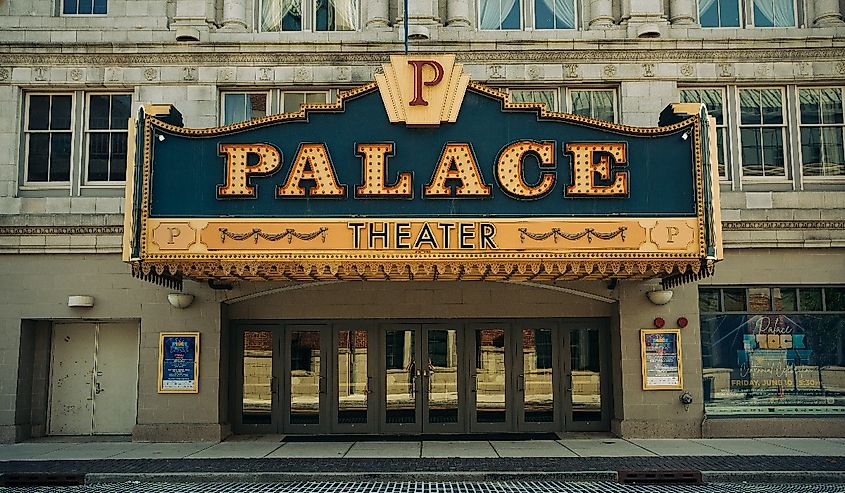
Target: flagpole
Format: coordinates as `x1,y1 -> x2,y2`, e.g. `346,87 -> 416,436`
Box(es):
403,0 -> 409,54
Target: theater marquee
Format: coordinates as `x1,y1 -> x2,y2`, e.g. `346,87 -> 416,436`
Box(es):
124,55 -> 722,283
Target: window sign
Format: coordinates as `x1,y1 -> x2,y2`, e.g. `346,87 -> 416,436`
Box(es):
700,287 -> 845,415
158,332 -> 200,393
641,329 -> 683,390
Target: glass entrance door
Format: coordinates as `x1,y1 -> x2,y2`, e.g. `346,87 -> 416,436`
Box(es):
334,327 -> 375,433
563,324 -> 611,431
284,325 -> 330,433
236,327 -> 281,433
516,326 -> 560,431
381,324 -> 463,433
469,325 -> 511,432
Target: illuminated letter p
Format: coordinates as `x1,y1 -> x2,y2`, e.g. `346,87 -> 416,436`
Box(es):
217,144 -> 282,198
408,60 -> 444,106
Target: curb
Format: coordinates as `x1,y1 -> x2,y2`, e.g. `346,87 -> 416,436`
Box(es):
85,471 -> 619,484
702,471 -> 845,484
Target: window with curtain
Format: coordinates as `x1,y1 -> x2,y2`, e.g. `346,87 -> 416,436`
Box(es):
680,88 -> 729,180
535,0 -> 576,29
752,0 -> 796,26
222,92 -> 270,125
799,88 -> 845,178
509,89 -> 558,111
569,90 -> 616,122
698,0 -> 740,27
261,0 -> 358,31
479,0 -> 521,29
738,88 -> 787,178
63,0 -> 107,15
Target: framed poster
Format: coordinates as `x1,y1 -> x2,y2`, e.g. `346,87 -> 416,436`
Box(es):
640,329 -> 683,390
158,332 -> 200,393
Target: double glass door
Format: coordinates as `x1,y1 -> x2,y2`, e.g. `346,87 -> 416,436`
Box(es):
233,320 -> 609,434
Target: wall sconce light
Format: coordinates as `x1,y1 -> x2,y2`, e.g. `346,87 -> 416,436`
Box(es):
646,289 -> 673,305
68,295 -> 95,308
167,293 -> 194,309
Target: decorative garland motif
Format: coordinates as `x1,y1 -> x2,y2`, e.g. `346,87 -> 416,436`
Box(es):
219,227 -> 328,244
518,227 -> 627,243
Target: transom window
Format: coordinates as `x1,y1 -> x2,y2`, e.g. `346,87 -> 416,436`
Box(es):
221,90 -> 334,125
508,87 -> 617,122
260,0 -> 359,31
63,0 -> 107,15
799,88 -> 845,178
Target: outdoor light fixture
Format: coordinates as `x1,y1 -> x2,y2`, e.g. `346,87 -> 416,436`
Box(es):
68,295 -> 95,308
653,317 -> 666,328
167,293 -> 194,309
647,289 -> 673,305
677,317 -> 689,328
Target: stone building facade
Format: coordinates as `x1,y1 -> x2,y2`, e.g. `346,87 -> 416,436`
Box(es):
0,0 -> 843,442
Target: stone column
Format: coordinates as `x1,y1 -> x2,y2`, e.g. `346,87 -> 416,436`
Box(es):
625,0 -> 668,38
588,0 -> 614,29
813,0 -> 845,25
172,0 -> 210,41
446,0 -> 471,27
366,0 -> 390,28
222,0 -> 248,30
669,0 -> 696,25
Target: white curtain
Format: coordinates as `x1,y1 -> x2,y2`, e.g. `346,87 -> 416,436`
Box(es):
537,0 -> 575,28
329,0 -> 359,30
262,0 -> 302,31
753,0 -> 794,26
480,0 -> 519,29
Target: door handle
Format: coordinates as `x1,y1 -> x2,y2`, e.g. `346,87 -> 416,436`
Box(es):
271,376 -> 279,394
471,374 -> 477,393
517,373 -> 524,391
319,375 -> 326,394
366,376 -> 372,395
95,382 -> 103,395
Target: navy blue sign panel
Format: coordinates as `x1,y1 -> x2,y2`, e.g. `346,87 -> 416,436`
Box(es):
147,87 -> 696,219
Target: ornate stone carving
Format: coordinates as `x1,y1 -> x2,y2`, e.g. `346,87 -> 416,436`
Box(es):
603,64 -> 617,78
564,63 -> 579,79
0,68 -> 10,81
722,220 -> 845,231
294,67 -> 313,83
105,67 -> 122,82
33,67 -> 47,81
643,63 -> 655,77
219,67 -> 235,82
837,61 -> 845,75
488,65 -> 505,79
183,66 -> 198,81
144,67 -> 159,81
717,63 -> 733,77
526,65 -> 543,80
680,63 -> 694,77
335,66 -> 352,82
0,226 -> 123,236
258,67 -> 272,81
70,68 -> 84,81
754,64 -> 771,77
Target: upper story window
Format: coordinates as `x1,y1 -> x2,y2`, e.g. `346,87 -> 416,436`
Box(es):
739,88 -> 787,178
63,0 -> 107,15
508,87 -> 617,122
698,0 -> 796,27
260,0 -> 359,31
221,89 -> 334,125
680,88 -> 729,180
799,87 -> 845,178
479,0 -> 576,30
22,92 -> 131,189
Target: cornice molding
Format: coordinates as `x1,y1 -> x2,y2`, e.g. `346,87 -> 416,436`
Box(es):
0,226 -> 124,236
3,221 -> 842,236
722,220 -> 845,230
0,48 -> 842,66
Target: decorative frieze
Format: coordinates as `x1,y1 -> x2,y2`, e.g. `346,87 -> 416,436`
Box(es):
722,220 -> 845,231
0,226 -> 124,236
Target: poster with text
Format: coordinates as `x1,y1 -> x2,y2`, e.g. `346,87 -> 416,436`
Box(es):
158,332 -> 200,393
641,329 -> 683,390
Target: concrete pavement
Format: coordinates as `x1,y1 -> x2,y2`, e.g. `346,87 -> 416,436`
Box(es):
0,435 -> 843,485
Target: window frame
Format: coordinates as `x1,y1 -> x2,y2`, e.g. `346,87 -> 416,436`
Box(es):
679,87 -> 731,181
478,0 -> 525,30
257,0 -> 361,32
219,90 -> 272,126
82,92 -> 132,187
697,0 -> 742,28
507,88 -> 559,111
736,86 -> 790,181
749,0 -> 797,27
22,92 -> 76,189
478,0 -> 582,31
797,86 -> 845,181
565,88 -> 618,123
60,0 -> 108,16
505,86 -> 618,122
696,0 -> 800,28
220,88 -> 338,126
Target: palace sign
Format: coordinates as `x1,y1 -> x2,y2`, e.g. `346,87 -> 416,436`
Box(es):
124,55 -> 722,283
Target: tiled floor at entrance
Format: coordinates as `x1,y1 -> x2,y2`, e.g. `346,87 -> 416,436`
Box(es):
3,437 -> 845,460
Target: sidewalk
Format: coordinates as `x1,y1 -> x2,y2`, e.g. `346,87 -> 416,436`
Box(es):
1,435 -> 844,484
